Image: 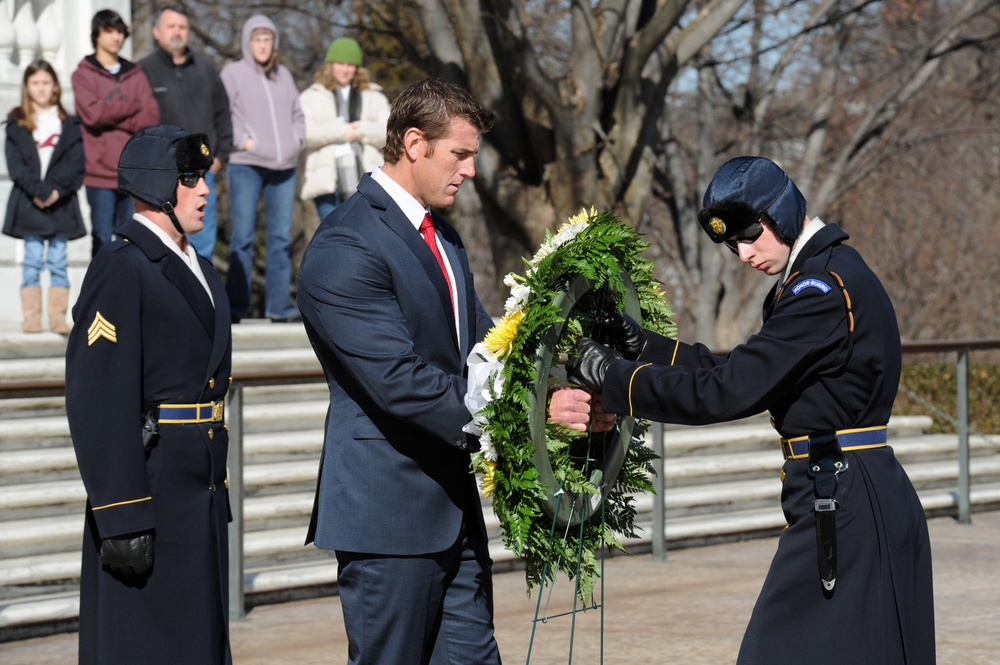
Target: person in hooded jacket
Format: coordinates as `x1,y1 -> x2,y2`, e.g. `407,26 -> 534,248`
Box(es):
66,125 -> 233,664
220,14 -> 305,323
71,8 -> 159,257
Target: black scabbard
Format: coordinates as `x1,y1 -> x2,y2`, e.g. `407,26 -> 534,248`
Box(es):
807,432 -> 847,592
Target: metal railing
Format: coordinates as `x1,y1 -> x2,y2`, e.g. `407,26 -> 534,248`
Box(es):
2,338 -> 998,619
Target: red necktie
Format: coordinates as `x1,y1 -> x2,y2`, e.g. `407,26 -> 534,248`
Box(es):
420,213 -> 454,311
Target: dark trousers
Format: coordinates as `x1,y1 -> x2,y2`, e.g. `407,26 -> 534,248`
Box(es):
336,527 -> 502,665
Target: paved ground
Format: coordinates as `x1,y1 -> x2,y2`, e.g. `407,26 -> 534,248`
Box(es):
3,512 -> 997,664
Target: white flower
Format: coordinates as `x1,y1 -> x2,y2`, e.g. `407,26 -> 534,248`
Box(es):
480,434 -> 497,462
502,272 -> 531,315
528,208 -> 592,268
463,343 -> 505,444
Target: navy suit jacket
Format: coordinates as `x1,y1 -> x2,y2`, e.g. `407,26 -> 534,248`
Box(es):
298,174 -> 494,555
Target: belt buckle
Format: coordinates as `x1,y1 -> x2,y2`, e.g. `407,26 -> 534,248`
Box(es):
212,402 -> 223,422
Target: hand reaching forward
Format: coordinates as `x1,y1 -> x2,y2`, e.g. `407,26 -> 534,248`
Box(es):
548,387 -> 617,433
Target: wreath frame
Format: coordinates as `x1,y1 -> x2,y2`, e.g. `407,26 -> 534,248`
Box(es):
468,209 -> 675,600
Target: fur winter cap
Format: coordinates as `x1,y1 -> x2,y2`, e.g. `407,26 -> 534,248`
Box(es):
118,125 -> 213,211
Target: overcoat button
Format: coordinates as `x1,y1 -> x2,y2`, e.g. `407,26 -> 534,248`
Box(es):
208,428 -> 214,440
209,378 -> 215,389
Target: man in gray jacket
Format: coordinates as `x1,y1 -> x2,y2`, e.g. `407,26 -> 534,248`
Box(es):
140,4 -> 232,260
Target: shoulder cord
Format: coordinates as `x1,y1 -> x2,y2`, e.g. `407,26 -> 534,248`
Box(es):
775,270 -> 854,376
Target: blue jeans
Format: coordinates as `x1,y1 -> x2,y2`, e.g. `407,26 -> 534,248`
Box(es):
226,164 -> 298,319
22,235 -> 69,287
314,192 -> 343,223
86,187 -> 133,257
188,169 -> 218,260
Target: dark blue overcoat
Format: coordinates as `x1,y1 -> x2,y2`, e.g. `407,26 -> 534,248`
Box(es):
65,218 -> 233,664
603,223 -> 935,664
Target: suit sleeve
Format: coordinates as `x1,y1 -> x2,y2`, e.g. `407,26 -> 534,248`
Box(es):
299,226 -> 473,448
65,251 -> 154,539
602,272 -> 850,424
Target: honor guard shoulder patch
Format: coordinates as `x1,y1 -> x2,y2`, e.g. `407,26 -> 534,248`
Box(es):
87,311 -> 117,346
791,278 -> 832,296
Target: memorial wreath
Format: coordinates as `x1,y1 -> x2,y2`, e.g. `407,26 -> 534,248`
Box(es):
465,208 -> 675,600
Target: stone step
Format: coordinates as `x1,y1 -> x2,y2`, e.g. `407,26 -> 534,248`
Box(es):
0,401 -> 329,451
5,486 -> 1000,636
7,452 -> 1000,564
0,324 -> 318,379
4,430 -> 997,510
0,417 -> 966,484
0,322 -> 311,359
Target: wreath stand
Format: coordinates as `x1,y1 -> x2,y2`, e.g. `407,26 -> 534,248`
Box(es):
522,273 -> 644,664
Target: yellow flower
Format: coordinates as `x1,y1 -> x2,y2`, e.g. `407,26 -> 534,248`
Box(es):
480,459 -> 497,497
483,309 -> 524,358
567,206 -> 598,227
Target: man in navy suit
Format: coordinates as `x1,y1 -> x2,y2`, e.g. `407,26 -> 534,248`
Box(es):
297,78 -> 501,664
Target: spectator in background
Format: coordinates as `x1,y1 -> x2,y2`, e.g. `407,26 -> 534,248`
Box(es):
220,15 -> 304,323
299,37 -> 389,221
3,60 -> 86,334
140,4 -> 233,261
72,8 -> 159,257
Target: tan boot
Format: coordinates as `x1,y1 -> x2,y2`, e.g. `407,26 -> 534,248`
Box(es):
20,286 -> 42,333
48,286 -> 72,334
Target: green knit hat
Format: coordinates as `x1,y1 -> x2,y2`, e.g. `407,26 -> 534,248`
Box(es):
325,37 -> 362,65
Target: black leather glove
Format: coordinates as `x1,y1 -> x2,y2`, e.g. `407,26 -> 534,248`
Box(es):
566,338 -> 623,393
100,532 -> 154,577
594,309 -> 646,360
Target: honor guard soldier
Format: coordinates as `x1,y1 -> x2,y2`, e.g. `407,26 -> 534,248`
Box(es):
550,156 -> 935,664
65,125 -> 233,664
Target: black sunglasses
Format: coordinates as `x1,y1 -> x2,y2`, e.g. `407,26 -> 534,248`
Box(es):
178,171 -> 206,189
723,221 -> 764,253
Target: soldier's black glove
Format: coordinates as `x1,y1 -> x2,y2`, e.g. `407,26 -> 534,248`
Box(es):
566,338 -> 623,393
594,309 -> 646,360
100,532 -> 154,577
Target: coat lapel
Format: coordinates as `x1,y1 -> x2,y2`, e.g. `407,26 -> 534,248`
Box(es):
200,258 -> 231,390
359,177 -> 460,345
119,219 -> 216,339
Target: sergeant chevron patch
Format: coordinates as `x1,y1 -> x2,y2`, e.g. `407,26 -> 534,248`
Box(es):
791,278 -> 832,295
87,312 -> 117,346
